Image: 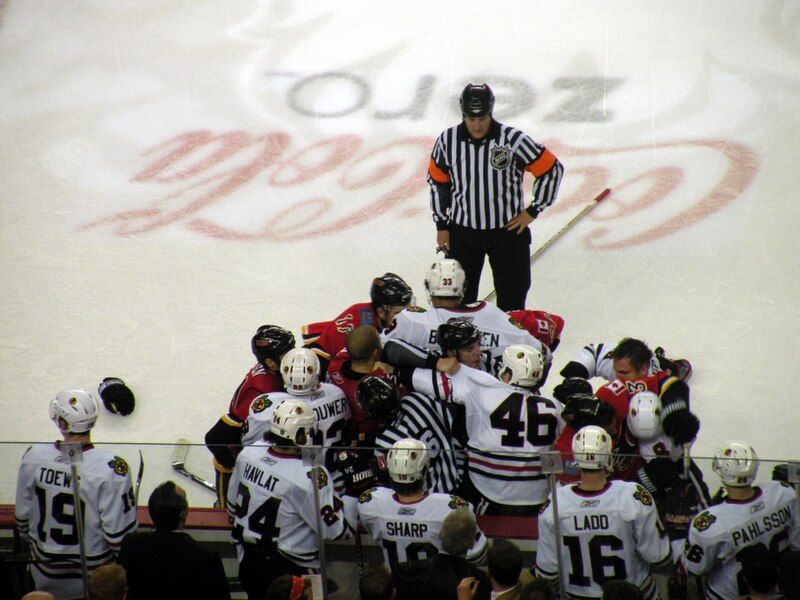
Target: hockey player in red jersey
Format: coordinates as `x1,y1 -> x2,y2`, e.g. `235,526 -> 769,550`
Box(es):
204,324 -> 295,506
302,273 -> 413,376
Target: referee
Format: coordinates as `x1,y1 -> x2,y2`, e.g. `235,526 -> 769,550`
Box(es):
427,83 -> 564,310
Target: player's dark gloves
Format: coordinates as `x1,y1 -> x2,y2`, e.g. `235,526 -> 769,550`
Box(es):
98,377 -> 135,416
662,409 -> 699,446
636,457 -> 682,494
334,449 -> 378,497
561,393 -> 615,431
772,463 -> 789,483
553,377 -> 592,403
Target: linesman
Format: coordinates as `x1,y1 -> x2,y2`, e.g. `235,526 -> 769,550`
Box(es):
427,83 -> 564,310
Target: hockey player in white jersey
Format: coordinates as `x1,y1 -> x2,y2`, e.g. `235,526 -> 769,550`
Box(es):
682,441 -> 800,600
242,348 -> 350,449
397,343 -> 563,515
15,389 -> 138,600
382,258 -> 547,376
228,398 -> 346,599
536,426 -> 672,600
354,439 -> 487,568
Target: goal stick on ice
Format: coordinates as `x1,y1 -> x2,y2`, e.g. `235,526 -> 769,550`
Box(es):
483,188 -> 611,303
172,438 -> 216,494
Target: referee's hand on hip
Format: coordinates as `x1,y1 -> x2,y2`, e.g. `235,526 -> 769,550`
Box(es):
506,210 -> 535,234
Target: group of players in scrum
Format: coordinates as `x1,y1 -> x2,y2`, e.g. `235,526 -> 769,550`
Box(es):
201,257 -> 799,599
14,256 -> 797,600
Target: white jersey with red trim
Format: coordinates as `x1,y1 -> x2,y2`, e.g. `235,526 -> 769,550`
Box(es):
535,480 -> 671,600
409,365 -> 563,505
15,442 -> 138,598
227,442 -> 346,568
382,302 -> 546,375
682,480 -> 800,600
242,383 -> 350,449
566,342 -> 661,382
355,486 -> 487,567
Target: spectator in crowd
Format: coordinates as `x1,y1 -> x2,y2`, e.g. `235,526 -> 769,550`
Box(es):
779,550 -> 800,600
20,593 -> 56,600
267,575 -> 313,600
737,543 -> 782,599
359,565 -> 396,600
88,563 -> 128,600
486,538 -> 533,599
118,480 -> 230,600
392,509 -> 491,600
520,579 -> 556,600
601,580 -> 644,600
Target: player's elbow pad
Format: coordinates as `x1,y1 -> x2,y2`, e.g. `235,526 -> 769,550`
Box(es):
205,417 -> 242,470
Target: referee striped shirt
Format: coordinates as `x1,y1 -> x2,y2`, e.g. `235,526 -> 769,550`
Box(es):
427,120 -> 563,230
375,391 -> 464,494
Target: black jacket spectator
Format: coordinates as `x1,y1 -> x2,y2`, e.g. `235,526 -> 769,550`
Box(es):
118,481 -> 230,600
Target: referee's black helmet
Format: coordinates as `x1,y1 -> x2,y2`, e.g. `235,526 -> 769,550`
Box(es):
460,83 -> 495,117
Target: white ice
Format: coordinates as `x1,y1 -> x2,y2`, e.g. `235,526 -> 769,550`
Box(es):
1,0 -> 799,507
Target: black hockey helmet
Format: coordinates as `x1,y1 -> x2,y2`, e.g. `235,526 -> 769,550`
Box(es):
437,318 -> 480,353
251,325 -> 295,364
370,273 -> 413,309
356,375 -> 400,424
459,83 -> 495,117
561,393 -> 616,431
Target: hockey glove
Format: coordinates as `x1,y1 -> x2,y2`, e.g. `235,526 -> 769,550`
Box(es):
636,457 -> 682,494
98,377 -> 135,416
561,393 -> 615,431
772,463 -> 789,483
553,377 -> 592,403
661,409 -> 700,446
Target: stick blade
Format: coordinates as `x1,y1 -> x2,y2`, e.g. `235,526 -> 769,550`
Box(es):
172,438 -> 190,467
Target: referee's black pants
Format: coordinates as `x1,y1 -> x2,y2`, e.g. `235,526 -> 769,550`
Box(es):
449,224 -> 531,311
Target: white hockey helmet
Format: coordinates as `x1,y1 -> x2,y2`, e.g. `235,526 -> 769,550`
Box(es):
499,344 -> 543,387
280,348 -> 321,395
49,389 -> 100,434
387,438 -> 429,484
627,391 -> 662,441
572,425 -> 613,470
713,441 -> 759,487
270,399 -> 317,446
424,258 -> 466,300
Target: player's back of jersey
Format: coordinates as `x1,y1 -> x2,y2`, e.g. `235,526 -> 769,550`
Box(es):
242,384 -> 350,448
461,367 -> 562,504
15,443 -> 137,569
683,480 -> 799,600
228,444 -> 341,567
537,480 -> 669,600
356,486 -> 484,567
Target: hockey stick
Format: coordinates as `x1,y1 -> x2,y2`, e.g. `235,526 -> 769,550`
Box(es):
483,188 -> 611,302
172,439 -> 216,494
134,450 -> 144,506
683,442 -> 708,509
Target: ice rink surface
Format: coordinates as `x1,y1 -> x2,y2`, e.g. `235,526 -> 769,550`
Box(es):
1,0 -> 799,507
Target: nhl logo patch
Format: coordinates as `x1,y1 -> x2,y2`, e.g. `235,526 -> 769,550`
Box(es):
692,511 -> 717,532
307,467 -> 329,490
490,145 -> 512,170
633,486 -> 653,506
251,394 -> 272,413
448,495 -> 468,510
108,456 -> 129,476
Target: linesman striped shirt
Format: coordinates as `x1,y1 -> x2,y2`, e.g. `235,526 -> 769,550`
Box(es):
375,391 -> 465,494
428,120 -> 563,230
